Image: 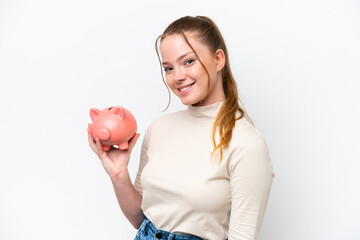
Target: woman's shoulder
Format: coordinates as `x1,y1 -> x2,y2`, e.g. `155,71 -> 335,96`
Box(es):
230,117 -> 268,149
227,117 -> 272,172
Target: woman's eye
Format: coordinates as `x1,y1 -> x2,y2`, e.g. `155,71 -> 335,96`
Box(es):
163,60 -> 194,72
185,59 -> 195,65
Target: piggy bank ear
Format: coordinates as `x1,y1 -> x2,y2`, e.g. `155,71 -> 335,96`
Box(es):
90,108 -> 102,121
113,106 -> 125,119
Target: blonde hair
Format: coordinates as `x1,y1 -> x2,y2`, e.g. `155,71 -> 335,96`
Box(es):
155,16 -> 254,165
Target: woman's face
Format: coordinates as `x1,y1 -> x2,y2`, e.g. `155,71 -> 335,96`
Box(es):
160,32 -> 225,106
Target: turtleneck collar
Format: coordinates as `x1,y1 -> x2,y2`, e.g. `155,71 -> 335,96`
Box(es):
186,101 -> 225,119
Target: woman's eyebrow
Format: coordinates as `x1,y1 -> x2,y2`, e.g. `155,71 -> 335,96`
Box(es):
162,51 -> 194,66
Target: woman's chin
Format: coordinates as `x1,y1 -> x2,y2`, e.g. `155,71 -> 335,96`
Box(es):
180,96 -> 198,106
180,99 -> 193,106
179,95 -> 208,106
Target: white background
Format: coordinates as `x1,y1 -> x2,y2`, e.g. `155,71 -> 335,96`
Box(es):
0,0 -> 359,239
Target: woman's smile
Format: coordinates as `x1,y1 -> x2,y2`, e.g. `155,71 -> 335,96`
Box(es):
178,82 -> 195,95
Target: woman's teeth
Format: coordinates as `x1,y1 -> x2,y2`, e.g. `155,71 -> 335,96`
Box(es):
179,83 -> 194,92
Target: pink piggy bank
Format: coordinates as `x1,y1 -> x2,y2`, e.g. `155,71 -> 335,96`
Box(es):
89,106 -> 137,151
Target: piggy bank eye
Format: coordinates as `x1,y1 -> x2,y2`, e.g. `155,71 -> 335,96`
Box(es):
108,107 -> 113,110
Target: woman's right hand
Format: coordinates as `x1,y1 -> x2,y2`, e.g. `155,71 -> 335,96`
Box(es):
87,123 -> 140,179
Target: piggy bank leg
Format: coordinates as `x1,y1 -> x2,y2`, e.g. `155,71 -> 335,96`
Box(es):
118,142 -> 129,150
102,145 -> 111,151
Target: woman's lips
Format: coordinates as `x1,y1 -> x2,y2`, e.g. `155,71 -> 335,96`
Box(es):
178,83 -> 195,95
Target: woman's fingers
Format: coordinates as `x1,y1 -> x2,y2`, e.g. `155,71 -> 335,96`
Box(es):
94,137 -> 105,159
87,124 -> 97,151
128,133 -> 140,152
88,124 -> 106,159
88,123 -> 140,162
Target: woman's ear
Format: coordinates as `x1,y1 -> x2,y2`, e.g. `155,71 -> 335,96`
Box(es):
214,49 -> 226,72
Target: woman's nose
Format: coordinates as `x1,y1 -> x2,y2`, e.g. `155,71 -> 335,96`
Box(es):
173,67 -> 186,82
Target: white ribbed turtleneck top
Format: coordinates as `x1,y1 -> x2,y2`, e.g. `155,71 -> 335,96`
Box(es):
134,101 -> 274,240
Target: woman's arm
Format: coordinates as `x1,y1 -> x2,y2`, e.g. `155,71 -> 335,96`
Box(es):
87,124 -> 145,229
110,168 -> 145,229
228,134 -> 275,240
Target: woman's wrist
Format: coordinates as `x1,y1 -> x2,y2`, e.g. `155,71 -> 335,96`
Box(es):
110,167 -> 130,184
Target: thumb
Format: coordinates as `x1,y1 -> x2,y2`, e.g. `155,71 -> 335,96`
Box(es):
128,133 -> 140,151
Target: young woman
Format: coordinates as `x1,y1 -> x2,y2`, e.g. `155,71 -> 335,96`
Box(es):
88,16 -> 274,240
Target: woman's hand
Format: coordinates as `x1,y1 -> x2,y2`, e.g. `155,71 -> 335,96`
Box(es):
87,123 -> 140,179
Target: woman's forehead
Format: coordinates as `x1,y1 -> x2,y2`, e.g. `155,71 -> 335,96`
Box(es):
161,35 -> 193,51
160,34 -> 204,60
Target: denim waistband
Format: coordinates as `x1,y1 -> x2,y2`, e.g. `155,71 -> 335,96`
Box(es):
136,216 -> 203,240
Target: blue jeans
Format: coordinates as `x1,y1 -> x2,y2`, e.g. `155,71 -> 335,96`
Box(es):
134,216 -> 204,240
134,216 -> 229,240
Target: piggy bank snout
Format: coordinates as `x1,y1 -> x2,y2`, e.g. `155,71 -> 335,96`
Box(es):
98,128 -> 111,141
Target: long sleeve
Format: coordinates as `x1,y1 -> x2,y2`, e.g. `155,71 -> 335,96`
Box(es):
228,134 -> 274,240
133,127 -> 150,195
130,102 -> 274,240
